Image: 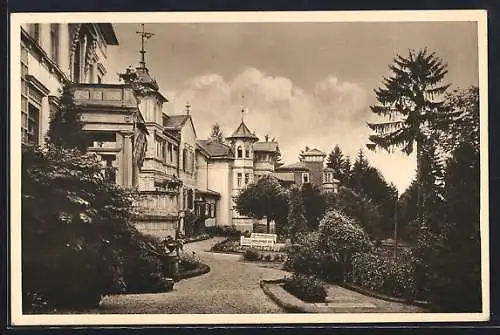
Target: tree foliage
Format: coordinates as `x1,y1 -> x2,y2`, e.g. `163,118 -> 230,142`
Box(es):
287,186 -> 309,240
300,183 -> 326,231
235,175 -> 289,233
326,145 -> 351,184
332,187 -> 383,240
367,48 -> 451,230
22,145 -> 142,309
45,85 -> 89,151
210,123 -> 225,143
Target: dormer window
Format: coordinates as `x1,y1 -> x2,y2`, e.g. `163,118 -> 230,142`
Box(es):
237,146 -> 243,158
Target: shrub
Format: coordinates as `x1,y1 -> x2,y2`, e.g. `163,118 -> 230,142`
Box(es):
179,252 -> 200,271
22,145 -> 144,310
211,238 -> 241,253
121,232 -> 168,293
317,210 -> 372,282
284,232 -> 323,275
264,253 -> 272,261
183,211 -> 205,238
348,248 -> 418,301
244,248 -> 260,261
283,273 -> 327,303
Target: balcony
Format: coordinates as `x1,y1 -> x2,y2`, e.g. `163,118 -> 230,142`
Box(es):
71,83 -> 138,109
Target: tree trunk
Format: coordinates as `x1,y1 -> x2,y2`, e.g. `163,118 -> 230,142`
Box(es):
416,141 -> 425,228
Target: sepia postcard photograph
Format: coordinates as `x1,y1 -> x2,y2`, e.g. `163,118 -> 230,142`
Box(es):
9,10 -> 489,325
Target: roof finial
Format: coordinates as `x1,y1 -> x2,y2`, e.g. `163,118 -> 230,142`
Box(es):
241,95 -> 245,122
185,101 -> 191,115
136,24 -> 154,68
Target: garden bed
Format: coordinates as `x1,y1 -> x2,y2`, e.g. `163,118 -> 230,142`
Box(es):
260,279 -> 378,313
338,282 -> 432,309
183,233 -> 211,244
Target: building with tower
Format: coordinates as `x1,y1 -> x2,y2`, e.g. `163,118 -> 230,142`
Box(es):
20,21 -> 339,238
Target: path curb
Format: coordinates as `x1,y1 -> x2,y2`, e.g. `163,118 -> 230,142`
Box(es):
337,282 -> 432,309
177,263 -> 211,281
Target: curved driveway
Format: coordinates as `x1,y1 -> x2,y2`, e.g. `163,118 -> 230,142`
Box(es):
99,237 -> 288,314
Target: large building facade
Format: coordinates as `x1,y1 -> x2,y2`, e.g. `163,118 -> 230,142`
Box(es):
20,22 -> 338,238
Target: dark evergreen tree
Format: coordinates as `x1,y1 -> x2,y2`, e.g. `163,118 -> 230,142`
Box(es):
326,145 -> 351,184
288,186 -> 309,241
45,85 -> 89,151
300,183 -> 326,231
366,48 -> 450,229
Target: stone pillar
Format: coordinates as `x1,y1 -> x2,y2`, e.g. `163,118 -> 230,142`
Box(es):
121,132 -> 134,187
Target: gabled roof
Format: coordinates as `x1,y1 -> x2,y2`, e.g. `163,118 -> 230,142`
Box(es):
164,115 -> 190,129
226,121 -> 259,141
196,139 -> 234,159
253,141 -> 280,153
302,148 -> 326,157
275,162 -> 309,171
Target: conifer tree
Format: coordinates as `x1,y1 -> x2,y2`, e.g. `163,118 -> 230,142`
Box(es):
45,85 -> 89,151
288,186 -> 309,241
366,49 -> 450,229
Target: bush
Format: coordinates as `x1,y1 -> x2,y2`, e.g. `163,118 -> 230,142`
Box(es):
284,232 -> 323,275
22,145 -> 144,310
179,252 -> 200,271
121,232 -> 169,294
244,248 -> 260,261
317,210 -> 372,282
211,238 -> 242,253
264,253 -> 272,261
206,226 -> 241,238
348,248 -> 418,301
183,211 -> 205,238
283,273 -> 327,303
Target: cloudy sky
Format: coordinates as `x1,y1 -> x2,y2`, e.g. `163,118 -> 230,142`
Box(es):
105,22 -> 478,193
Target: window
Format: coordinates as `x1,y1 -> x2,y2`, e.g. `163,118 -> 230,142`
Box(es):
183,148 -> 188,171
302,172 -> 310,184
237,173 -> 242,188
50,24 -> 60,64
237,146 -> 242,158
186,189 -> 194,210
245,147 -> 250,158
168,143 -> 173,163
245,173 -> 249,185
156,137 -> 166,161
25,104 -> 40,145
29,24 -> 40,42
101,154 -> 116,183
89,131 -> 116,147
173,145 -> 178,164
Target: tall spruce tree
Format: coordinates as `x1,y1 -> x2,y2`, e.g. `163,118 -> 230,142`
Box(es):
366,49 -> 450,229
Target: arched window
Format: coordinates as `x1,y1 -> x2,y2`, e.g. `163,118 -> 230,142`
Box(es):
245,146 -> 250,158
237,146 -> 243,158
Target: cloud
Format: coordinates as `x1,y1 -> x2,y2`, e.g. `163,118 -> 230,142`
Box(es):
164,67 -> 415,192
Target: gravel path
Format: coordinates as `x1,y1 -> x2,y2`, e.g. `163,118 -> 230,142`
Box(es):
98,237 -> 288,314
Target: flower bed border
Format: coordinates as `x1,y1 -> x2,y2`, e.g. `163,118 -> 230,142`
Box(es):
260,279 -> 379,313
177,262 -> 211,280
337,282 -> 432,309
183,234 -> 211,244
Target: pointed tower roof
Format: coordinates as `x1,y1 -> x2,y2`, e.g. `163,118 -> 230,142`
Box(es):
226,120 -> 259,142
